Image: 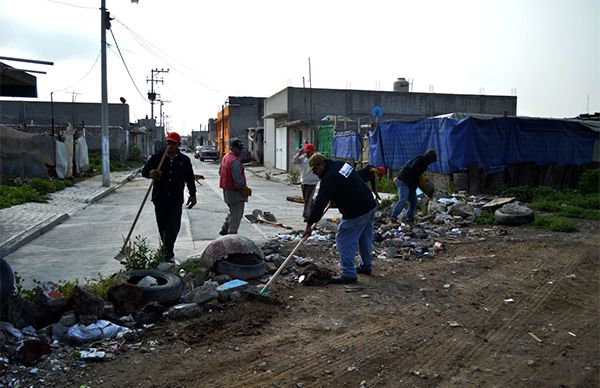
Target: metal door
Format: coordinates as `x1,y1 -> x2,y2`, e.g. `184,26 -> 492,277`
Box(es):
275,126 -> 287,170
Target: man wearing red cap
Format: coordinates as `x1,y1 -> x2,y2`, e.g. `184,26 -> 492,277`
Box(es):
292,143 -> 319,222
357,164 -> 385,201
142,131 -> 196,263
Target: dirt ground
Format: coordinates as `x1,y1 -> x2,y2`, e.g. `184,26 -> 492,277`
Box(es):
4,219 -> 599,387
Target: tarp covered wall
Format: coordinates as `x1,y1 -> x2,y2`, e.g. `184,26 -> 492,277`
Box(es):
332,131 -> 361,160
369,117 -> 599,174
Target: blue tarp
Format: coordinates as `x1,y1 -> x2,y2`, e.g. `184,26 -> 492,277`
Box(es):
332,131 -> 361,160
369,117 -> 598,174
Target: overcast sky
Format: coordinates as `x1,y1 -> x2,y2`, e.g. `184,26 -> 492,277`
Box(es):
1,0 -> 598,135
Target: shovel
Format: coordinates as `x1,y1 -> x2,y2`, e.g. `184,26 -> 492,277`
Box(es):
114,150 -> 168,262
245,209 -> 293,229
255,205 -> 330,296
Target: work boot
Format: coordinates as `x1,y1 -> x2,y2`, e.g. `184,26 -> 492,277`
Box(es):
328,276 -> 357,285
219,224 -> 229,236
165,256 -> 178,264
356,266 -> 372,275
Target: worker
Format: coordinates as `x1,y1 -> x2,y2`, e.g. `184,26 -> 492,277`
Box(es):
357,165 -> 385,200
390,149 -> 437,224
219,139 -> 252,235
292,143 -> 319,221
302,153 -> 377,284
142,131 -> 196,263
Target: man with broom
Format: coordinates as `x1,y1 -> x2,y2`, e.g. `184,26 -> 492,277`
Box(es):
302,153 -> 377,284
142,131 -> 196,263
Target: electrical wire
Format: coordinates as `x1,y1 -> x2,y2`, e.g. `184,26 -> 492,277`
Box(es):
109,28 -> 149,102
46,0 -> 96,10
113,18 -> 233,94
51,50 -> 101,94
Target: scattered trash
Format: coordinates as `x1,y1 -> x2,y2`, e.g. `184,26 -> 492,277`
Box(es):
528,332 -> 543,343
67,320 -> 131,343
447,321 -> 462,327
79,348 -> 107,360
504,298 -> 515,303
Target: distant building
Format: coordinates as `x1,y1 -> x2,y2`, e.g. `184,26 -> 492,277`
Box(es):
263,86 -> 517,170
212,96 -> 265,159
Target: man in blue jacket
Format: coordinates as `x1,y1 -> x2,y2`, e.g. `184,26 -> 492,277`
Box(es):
302,153 -> 377,284
391,149 -> 437,223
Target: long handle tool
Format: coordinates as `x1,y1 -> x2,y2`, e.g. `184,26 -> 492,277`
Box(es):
114,150 -> 168,261
257,205 -> 330,295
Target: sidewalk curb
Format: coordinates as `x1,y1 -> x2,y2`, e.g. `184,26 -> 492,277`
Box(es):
0,213 -> 69,258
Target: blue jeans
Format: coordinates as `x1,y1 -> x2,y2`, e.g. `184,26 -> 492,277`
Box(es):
335,207 -> 376,279
391,180 -> 417,221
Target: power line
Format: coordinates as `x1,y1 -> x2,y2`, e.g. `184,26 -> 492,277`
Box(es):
51,50 -> 100,93
46,0 -> 96,10
109,28 -> 148,102
113,18 -> 230,94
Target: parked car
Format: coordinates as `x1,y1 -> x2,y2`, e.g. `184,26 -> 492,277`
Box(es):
195,145 -> 219,161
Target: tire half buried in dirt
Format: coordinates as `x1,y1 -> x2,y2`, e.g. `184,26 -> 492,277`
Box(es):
495,206 -> 535,226
124,269 -> 182,305
215,253 -> 266,280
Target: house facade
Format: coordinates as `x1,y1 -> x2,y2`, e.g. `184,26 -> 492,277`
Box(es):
211,96 -> 265,158
263,87 -> 518,171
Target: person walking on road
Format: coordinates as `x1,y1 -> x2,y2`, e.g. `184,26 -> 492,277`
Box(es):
390,149 -> 437,224
357,164 -> 385,201
302,153 -> 377,284
142,131 -> 197,263
292,143 -> 319,221
219,139 -> 252,235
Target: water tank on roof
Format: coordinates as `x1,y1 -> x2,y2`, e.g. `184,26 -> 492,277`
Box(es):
393,77 -> 409,92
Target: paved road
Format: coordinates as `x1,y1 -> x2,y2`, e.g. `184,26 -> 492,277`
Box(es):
4,156 -> 324,288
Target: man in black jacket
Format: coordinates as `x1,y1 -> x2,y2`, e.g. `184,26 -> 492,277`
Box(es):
142,131 -> 196,263
391,149 -> 437,223
302,153 -> 377,284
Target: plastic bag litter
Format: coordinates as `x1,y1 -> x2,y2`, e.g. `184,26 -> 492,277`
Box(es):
67,320 -> 131,343
137,276 -> 158,287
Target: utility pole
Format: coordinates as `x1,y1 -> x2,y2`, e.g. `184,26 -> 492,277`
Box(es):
100,0 -> 110,187
147,68 -> 169,122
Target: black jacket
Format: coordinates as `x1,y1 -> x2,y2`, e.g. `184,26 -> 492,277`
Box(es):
397,155 -> 433,190
308,160 -> 376,223
142,150 -> 196,205
357,164 -> 377,192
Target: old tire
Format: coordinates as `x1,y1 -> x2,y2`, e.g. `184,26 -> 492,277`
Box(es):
124,269 -> 182,305
495,207 -> 534,226
0,258 -> 15,306
215,259 -> 266,280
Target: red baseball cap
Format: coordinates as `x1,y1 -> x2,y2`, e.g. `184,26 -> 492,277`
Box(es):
377,166 -> 385,175
165,131 -> 181,144
303,143 -> 315,153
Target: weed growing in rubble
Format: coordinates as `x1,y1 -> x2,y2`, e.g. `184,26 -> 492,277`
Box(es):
529,215 -> 576,232
120,235 -> 165,270
378,176 -> 397,194
475,211 -> 496,225
287,168 -> 301,185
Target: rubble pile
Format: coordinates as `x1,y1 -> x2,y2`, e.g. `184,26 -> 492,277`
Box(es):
0,191 -> 520,385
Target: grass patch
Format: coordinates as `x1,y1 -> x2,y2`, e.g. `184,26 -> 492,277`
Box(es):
0,178 -> 73,209
88,153 -> 125,172
475,211 -> 497,225
378,176 -> 397,194
501,184 -> 600,221
528,215 -> 577,232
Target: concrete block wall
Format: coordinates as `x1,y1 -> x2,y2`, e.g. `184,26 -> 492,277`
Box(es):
285,88 -> 516,121
0,100 -> 130,129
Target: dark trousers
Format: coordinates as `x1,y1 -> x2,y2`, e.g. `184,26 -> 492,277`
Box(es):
153,202 -> 182,258
301,184 -> 317,221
